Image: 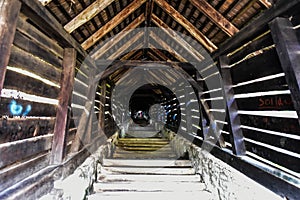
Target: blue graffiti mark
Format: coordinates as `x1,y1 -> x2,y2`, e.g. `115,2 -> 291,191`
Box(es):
22,105 -> 32,116
9,100 -> 31,116
9,100 -> 23,115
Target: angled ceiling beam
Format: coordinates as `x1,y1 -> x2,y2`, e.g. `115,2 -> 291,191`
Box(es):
259,0 -> 272,8
189,0 -> 239,36
148,51 -> 161,61
64,0 -> 115,33
144,0 -> 154,53
91,14 -> 145,60
82,0 -> 146,50
107,31 -> 144,60
149,31 -> 187,62
155,0 -> 217,52
152,14 -> 205,62
38,0 -> 52,6
148,45 -> 171,61
131,50 -> 144,60
121,43 -> 144,60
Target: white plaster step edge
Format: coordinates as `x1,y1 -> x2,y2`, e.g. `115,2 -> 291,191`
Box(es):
88,191 -> 213,200
101,166 -> 196,175
102,159 -> 192,167
98,174 -> 201,183
93,181 -> 206,193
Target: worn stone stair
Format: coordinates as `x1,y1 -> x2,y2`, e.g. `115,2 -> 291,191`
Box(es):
87,135 -> 212,200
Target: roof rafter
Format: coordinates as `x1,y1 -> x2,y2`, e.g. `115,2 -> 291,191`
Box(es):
148,45 -> 170,61
149,31 -> 187,62
152,14 -> 205,62
64,0 -> 115,33
189,0 -> 239,36
82,0 -> 146,50
121,43 -> 144,60
91,14 -> 145,60
107,30 -> 144,60
154,0 -> 217,53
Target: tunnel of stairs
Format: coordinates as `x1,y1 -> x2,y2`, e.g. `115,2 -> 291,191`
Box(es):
87,132 -> 212,199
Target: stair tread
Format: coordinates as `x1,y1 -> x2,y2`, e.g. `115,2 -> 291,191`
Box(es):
103,159 -> 192,167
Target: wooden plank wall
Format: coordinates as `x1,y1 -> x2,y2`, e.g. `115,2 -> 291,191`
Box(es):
0,0 -> 109,198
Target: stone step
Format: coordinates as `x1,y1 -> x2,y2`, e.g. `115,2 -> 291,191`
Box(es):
102,159 -> 192,167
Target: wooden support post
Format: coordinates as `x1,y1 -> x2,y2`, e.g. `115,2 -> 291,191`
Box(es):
0,0 -> 21,93
51,48 -> 76,164
219,56 -> 246,156
269,17 -> 300,125
99,81 -> 107,131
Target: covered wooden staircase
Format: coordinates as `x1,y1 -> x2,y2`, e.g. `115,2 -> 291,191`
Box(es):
87,132 -> 212,200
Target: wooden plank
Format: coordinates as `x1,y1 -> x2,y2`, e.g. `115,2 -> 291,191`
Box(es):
64,0 -> 115,33
103,159 -> 192,167
99,81 -> 107,130
239,115 -> 300,135
82,0 -> 146,50
4,70 -> 60,99
51,48 -> 76,164
0,152 -> 49,191
220,56 -> 246,156
154,0 -> 217,53
92,14 -> 145,60
269,17 -> 300,125
189,0 -> 239,36
236,94 -> 295,111
9,45 -> 62,85
230,49 -> 282,85
0,0 -> 21,93
244,140 -> 300,172
13,30 -> 62,68
98,174 -> 201,182
151,14 -> 205,62
0,134 -> 53,169
0,117 -> 55,143
107,31 -> 144,60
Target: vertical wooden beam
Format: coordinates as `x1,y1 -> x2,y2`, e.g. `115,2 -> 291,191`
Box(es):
99,81 -> 107,131
0,0 -> 21,94
51,48 -> 76,164
143,0 -> 154,57
219,56 -> 246,156
269,17 -> 300,125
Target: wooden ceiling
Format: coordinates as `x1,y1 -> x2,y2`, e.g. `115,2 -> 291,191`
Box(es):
39,0 -> 272,62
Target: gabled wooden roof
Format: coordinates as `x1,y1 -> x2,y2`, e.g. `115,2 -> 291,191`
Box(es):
40,0 -> 272,62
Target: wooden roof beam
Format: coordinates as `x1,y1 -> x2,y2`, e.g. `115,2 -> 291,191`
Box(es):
121,43 -> 144,60
38,0 -> 52,6
91,14 -> 145,60
189,0 -> 239,36
148,45 -> 171,61
82,0 -> 146,50
259,0 -> 272,8
149,31 -> 187,62
152,14 -> 205,62
154,0 -> 217,53
107,31 -> 144,60
64,0 -> 115,33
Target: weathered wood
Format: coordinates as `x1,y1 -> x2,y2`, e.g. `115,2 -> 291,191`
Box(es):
0,134 -> 53,169
220,56 -> 246,156
99,81 -> 107,131
154,0 -> 217,53
64,0 -> 114,33
269,17 -> 300,125
121,44 -> 144,60
152,14 -> 205,62
0,0 -> 21,93
107,31 -> 144,60
82,0 -> 146,50
4,70 -> 60,99
9,46 -> 62,85
92,14 -> 145,60
51,48 -> 76,164
0,152 -> 50,191
189,0 -> 238,36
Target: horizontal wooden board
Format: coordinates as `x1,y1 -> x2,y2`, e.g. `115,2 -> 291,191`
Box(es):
9,45 -> 61,84
233,76 -> 288,94
239,115 -> 300,135
229,32 -> 274,64
0,117 -> 55,143
0,134 -> 53,169
14,30 -> 62,69
0,97 -> 57,117
242,128 -> 300,154
245,140 -> 300,172
231,49 -> 283,85
103,159 -> 192,167
4,70 -> 60,99
16,16 -> 64,58
0,152 -> 49,191
236,94 -> 295,111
